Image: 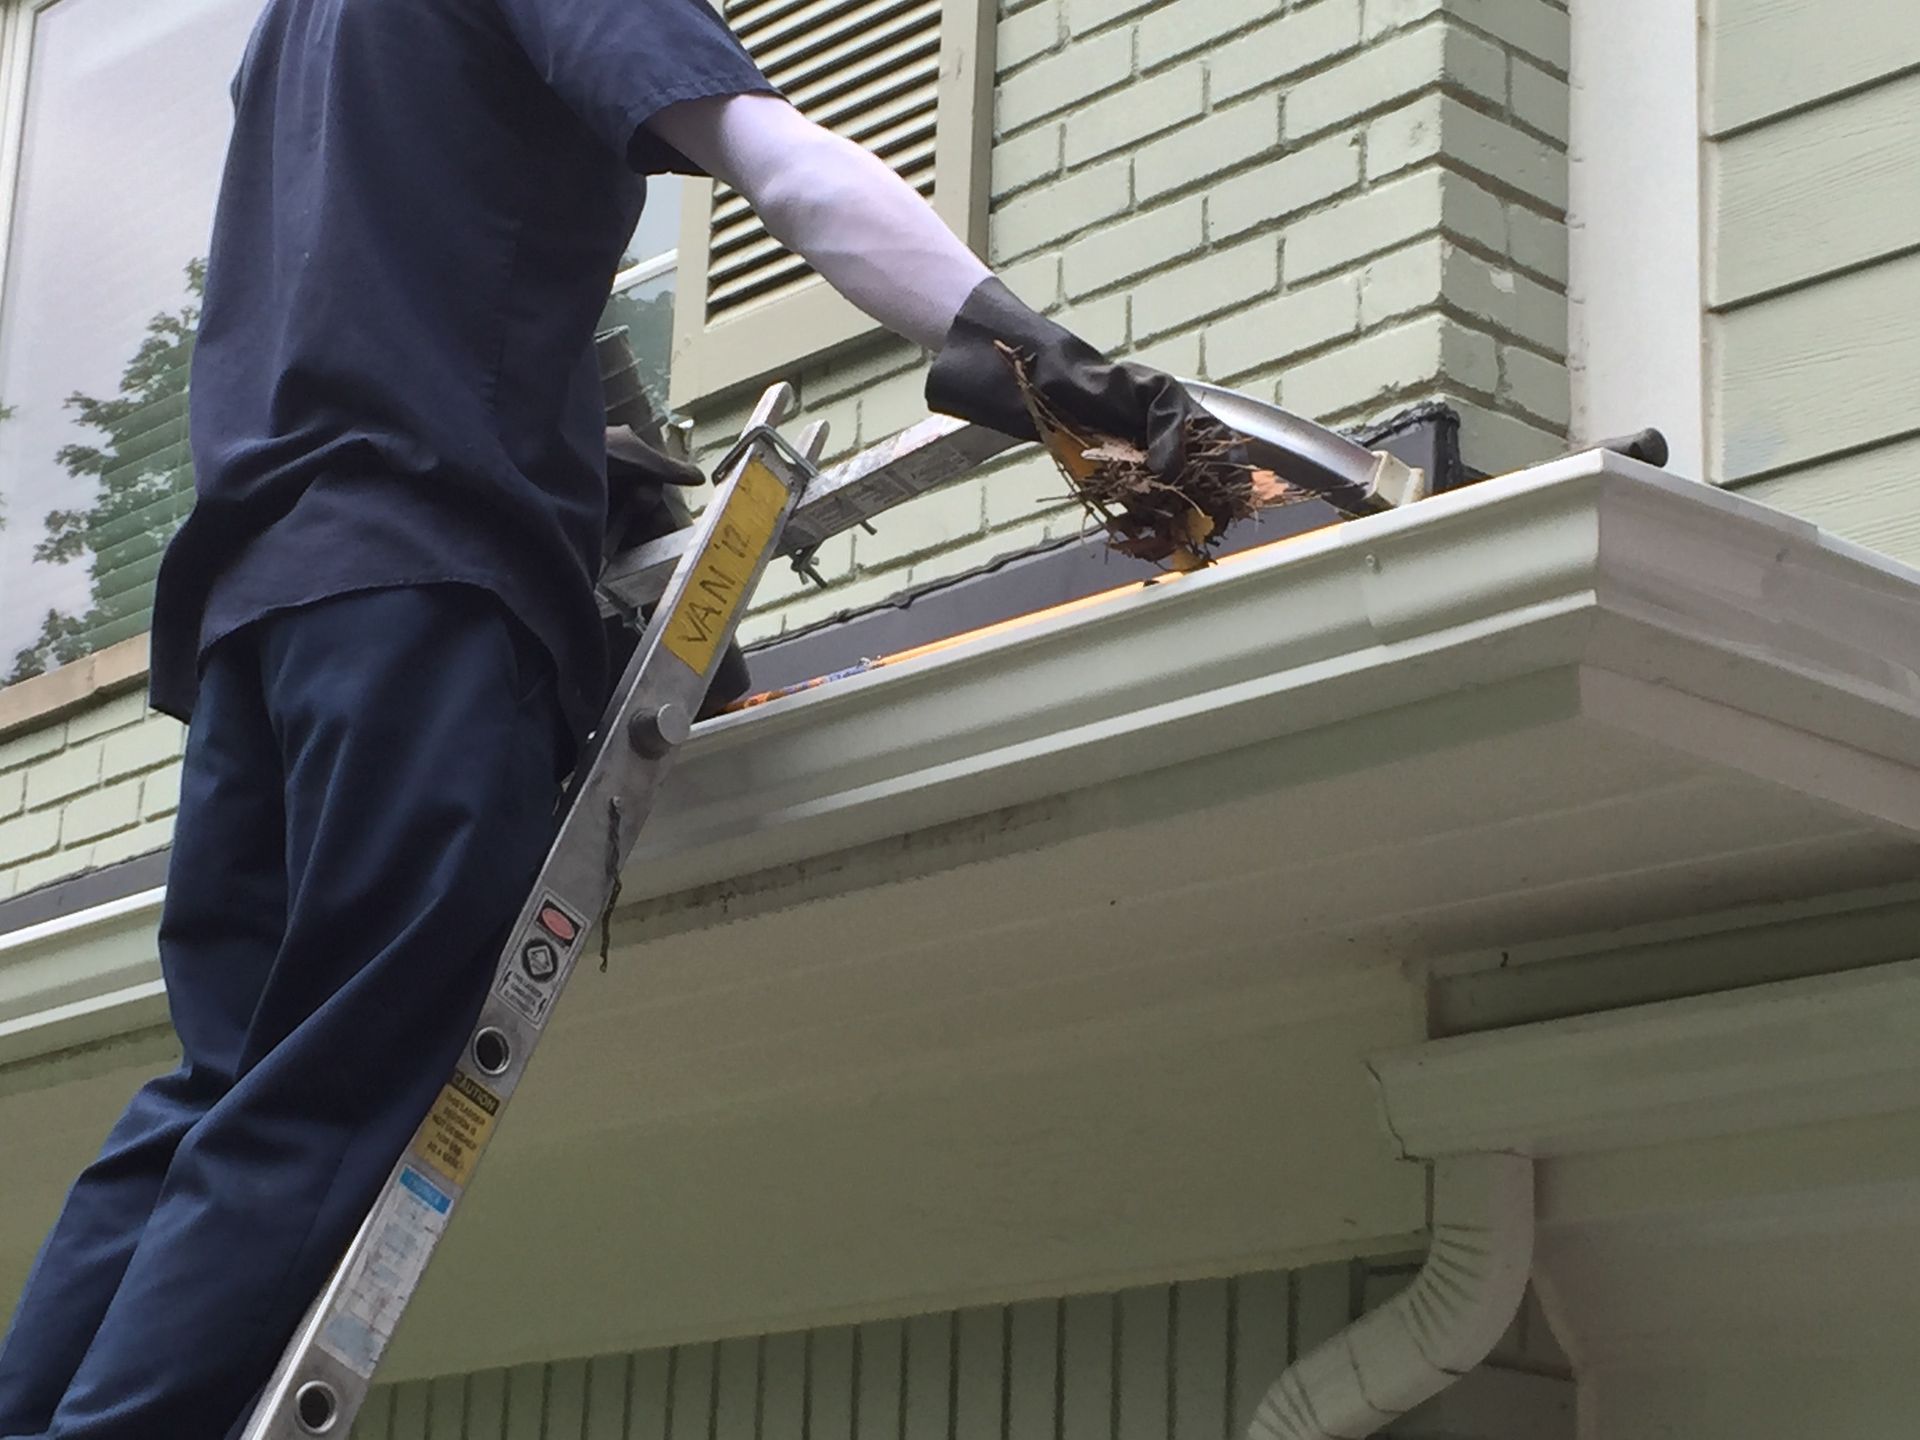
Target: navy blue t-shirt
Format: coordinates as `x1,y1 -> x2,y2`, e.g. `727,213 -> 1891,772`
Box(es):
149,0 -> 770,741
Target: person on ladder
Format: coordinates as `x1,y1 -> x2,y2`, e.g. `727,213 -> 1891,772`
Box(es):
0,0 -> 1213,1435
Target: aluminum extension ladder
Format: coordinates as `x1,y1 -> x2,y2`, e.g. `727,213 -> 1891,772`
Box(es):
238,376 -> 1426,1439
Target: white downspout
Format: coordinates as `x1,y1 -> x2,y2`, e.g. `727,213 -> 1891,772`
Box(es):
1247,1153 -> 1535,1440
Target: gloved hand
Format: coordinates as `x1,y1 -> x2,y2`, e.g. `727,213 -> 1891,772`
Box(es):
607,423 -> 703,491
603,424 -> 702,558
925,277 -> 1214,486
926,277 -> 1263,567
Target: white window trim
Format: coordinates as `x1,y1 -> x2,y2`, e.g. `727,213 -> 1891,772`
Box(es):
0,0 -> 59,325
1567,0 -> 1707,482
0,0 -> 68,692
613,248 -> 677,293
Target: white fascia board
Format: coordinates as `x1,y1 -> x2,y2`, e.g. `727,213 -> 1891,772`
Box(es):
1369,958 -> 1920,1160
6,451 -> 1920,1072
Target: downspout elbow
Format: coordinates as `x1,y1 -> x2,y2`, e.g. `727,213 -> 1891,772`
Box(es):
1248,1153 -> 1535,1440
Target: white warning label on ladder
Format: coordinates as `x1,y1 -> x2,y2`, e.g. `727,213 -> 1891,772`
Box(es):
316,1167 -> 452,1378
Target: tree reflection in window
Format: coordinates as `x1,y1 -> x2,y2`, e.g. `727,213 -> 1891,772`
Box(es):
600,273 -> 675,412
9,262 -> 203,683
8,249 -> 676,685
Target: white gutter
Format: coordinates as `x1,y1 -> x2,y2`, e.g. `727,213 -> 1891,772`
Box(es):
0,886 -> 168,1068
1248,1154 -> 1535,1440
628,450 -> 1920,906
0,886 -> 165,954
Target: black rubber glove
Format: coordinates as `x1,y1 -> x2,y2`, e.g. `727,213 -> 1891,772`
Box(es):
603,424 -> 706,564
925,276 -> 1210,485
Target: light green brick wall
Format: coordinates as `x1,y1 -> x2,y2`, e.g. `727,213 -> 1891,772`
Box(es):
0,683 -> 183,901
345,1264 -> 1570,1440
707,0 -> 1574,648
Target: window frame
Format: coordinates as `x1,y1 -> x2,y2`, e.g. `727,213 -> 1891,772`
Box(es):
0,0 -> 119,721
0,0 -> 214,719
0,0 -> 60,339
0,0 -> 694,708
607,237 -> 678,375
665,0 -> 997,408
0,0 -> 185,716
613,247 -> 677,296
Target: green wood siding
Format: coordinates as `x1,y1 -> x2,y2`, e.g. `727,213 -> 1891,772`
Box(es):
1705,0 -> 1920,135
1708,78 -> 1920,308
351,1268 -> 1349,1440
340,1264 -> 1574,1438
1704,0 -> 1920,561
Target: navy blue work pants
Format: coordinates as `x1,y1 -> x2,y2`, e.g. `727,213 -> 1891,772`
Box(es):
0,586 -> 566,1439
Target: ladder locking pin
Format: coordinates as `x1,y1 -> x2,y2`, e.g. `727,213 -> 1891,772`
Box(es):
628,703 -> 690,759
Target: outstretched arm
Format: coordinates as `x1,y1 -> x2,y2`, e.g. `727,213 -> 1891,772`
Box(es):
646,93 -> 989,352
644,91 -> 1211,493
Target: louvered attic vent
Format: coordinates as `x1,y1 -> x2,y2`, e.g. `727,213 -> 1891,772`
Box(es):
668,0 -> 993,404
709,0 -> 941,316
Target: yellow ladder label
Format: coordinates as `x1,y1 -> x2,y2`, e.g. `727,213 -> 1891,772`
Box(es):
662,456 -> 787,676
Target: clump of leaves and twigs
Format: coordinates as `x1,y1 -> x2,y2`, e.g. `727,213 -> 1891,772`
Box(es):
999,342 -> 1310,571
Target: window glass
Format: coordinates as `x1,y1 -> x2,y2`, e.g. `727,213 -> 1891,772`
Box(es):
621,175 -> 682,274
600,272 -> 676,413
602,180 -> 682,411
0,2 -> 689,685
0,0 -> 256,681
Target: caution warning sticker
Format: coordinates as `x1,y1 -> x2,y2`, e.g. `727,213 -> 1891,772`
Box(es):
662,456 -> 786,675
414,1070 -> 500,1188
